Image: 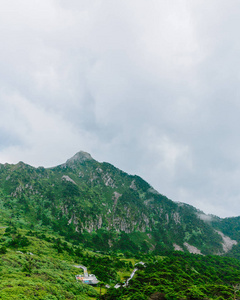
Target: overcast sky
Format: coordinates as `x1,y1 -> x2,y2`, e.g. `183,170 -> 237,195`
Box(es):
1,0 -> 240,218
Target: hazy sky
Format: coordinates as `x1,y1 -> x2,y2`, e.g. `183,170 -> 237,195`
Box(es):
0,0 -> 240,217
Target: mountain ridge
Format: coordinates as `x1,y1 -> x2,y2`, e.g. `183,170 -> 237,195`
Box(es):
0,150 -> 239,258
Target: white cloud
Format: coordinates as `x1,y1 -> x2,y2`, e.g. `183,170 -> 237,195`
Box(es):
0,1 -> 240,217
0,90 -> 95,167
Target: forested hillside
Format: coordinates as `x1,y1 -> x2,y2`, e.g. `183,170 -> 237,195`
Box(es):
102,252 -> 240,299
1,225 -> 240,299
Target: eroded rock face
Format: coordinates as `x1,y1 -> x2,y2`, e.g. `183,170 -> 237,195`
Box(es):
184,242 -> 203,255
103,173 -> 115,187
130,180 -> 137,190
173,243 -> 184,251
215,230 -> 237,253
62,175 -> 77,185
172,212 -> 181,224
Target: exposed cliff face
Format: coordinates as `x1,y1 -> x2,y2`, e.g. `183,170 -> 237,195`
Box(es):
0,151 -> 237,256
215,230 -> 237,253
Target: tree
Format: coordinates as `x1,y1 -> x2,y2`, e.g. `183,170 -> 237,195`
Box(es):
99,281 -> 105,297
0,246 -> 7,254
22,256 -> 35,276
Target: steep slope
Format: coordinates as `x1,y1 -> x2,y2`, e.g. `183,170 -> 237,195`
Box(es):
0,151 -> 237,256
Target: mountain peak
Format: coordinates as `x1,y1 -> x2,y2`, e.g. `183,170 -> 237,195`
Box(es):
65,151 -> 93,165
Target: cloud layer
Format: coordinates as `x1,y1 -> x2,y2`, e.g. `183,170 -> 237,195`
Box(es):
1,0 -> 240,217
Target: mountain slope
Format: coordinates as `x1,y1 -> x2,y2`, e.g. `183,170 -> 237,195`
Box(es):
0,151 -> 237,256
0,227 -> 98,299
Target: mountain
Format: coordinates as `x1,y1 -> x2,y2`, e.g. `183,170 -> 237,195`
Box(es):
0,151 -> 239,257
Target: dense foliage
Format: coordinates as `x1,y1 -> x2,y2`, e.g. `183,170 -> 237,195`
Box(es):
0,227 -> 97,299
102,252 -> 240,300
0,225 -> 135,299
1,224 -> 240,300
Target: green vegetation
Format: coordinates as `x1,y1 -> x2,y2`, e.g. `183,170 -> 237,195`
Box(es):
0,153 -> 226,256
1,152 -> 240,299
0,227 -> 97,299
102,253 -> 240,299
2,224 -> 240,299
0,225 -> 135,299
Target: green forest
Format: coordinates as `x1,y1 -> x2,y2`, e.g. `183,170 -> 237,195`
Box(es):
1,224 -> 240,299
